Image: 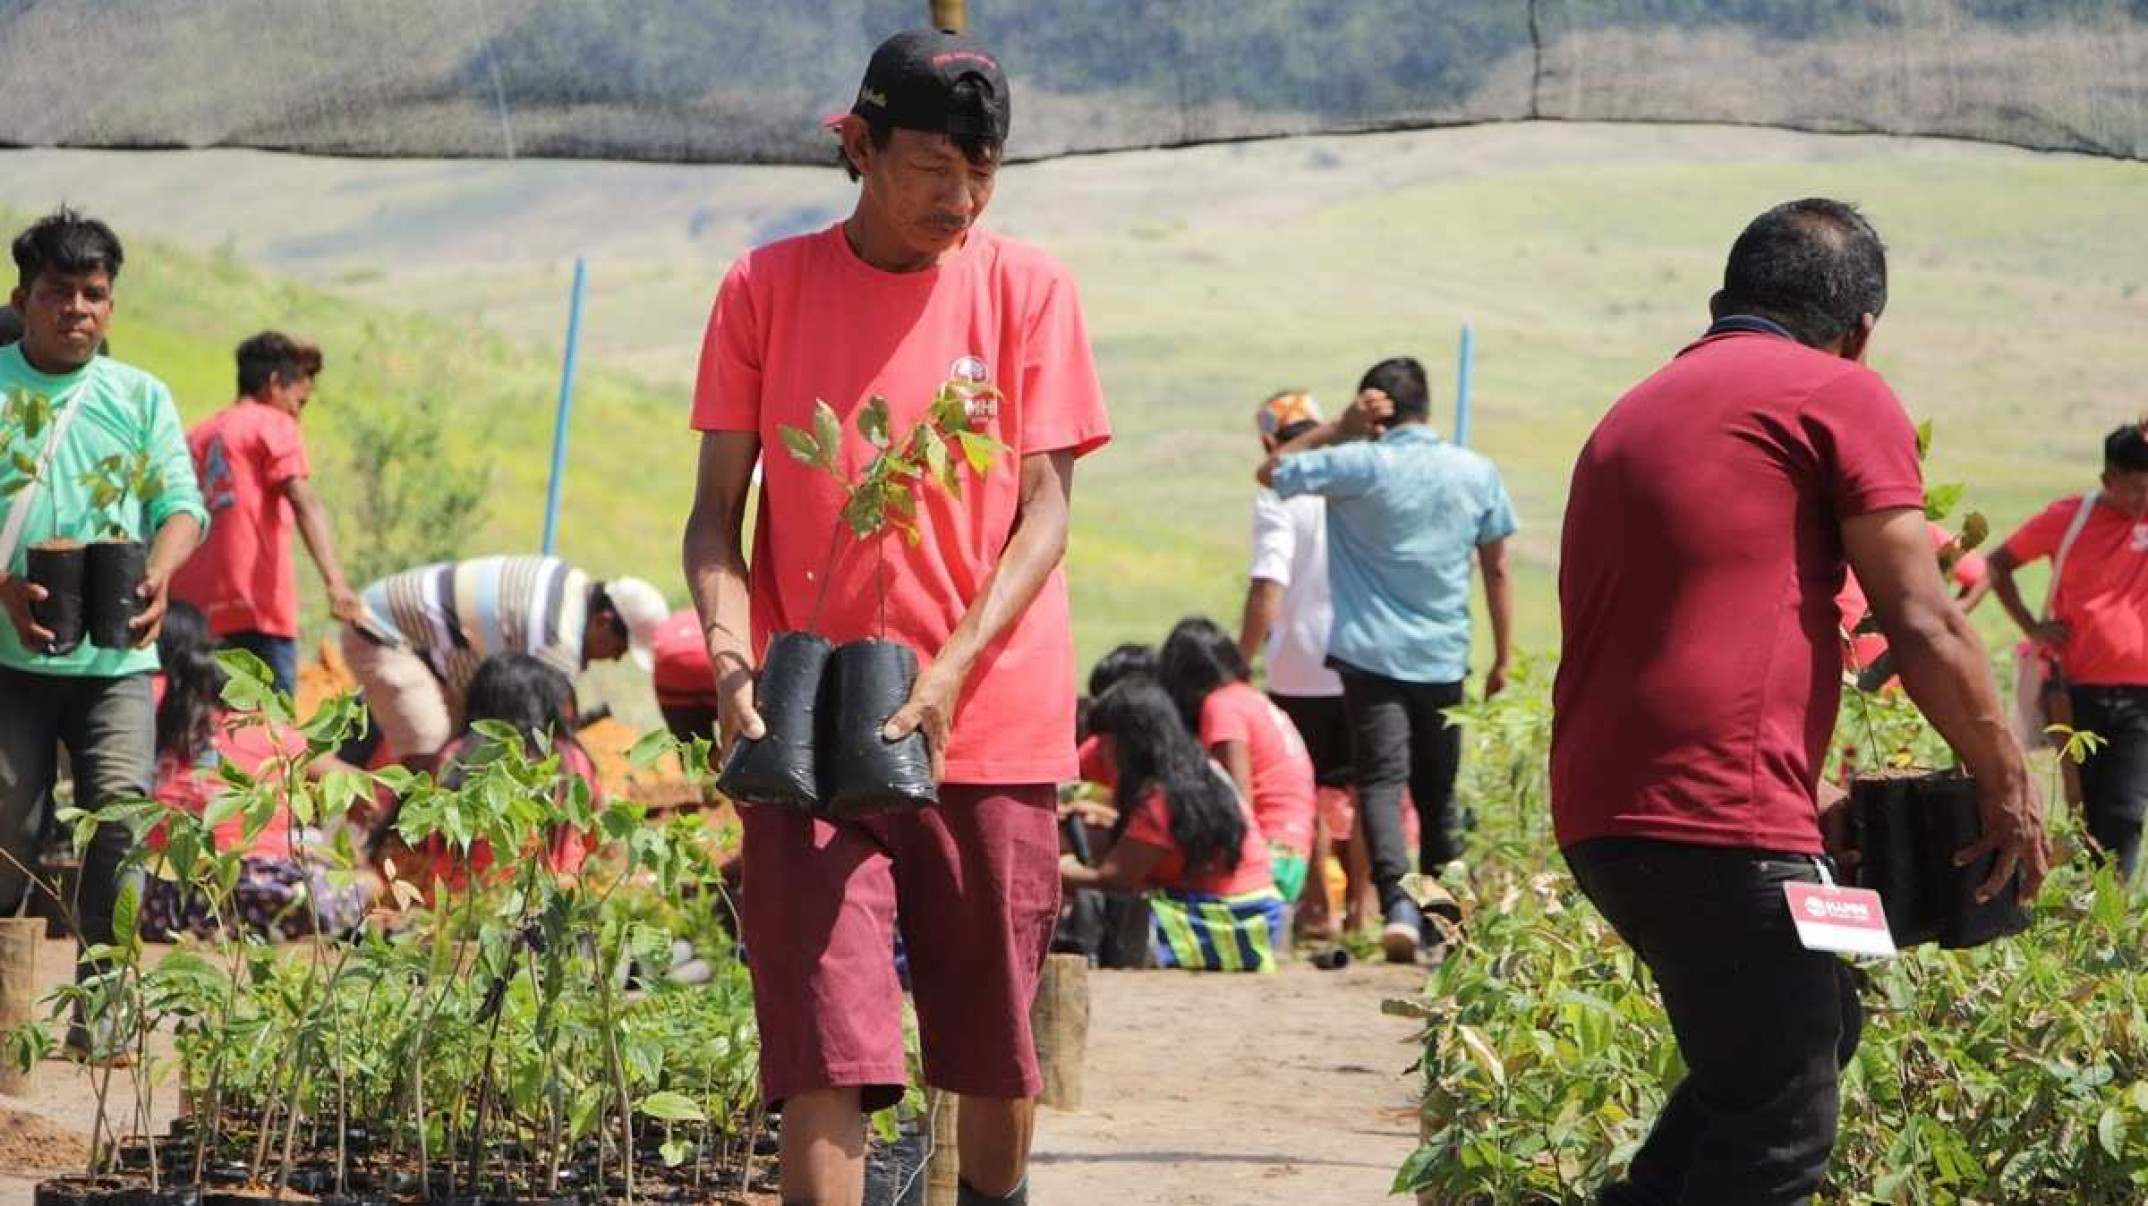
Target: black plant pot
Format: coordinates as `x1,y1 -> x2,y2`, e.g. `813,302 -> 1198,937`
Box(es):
819,640 -> 938,819
1849,771 -> 2031,950
716,631 -> 832,810
25,540 -> 85,656
84,539 -> 146,650
32,1177 -> 130,1206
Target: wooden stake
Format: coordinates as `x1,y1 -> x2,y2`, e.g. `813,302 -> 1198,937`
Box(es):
1029,953 -> 1088,1110
924,1089 -> 961,1206
929,0 -> 967,34
0,918 -> 37,1095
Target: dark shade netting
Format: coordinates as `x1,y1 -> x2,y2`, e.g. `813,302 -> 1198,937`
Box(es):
0,1 -> 2142,164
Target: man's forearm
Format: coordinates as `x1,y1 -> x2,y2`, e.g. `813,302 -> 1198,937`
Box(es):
682,507 -> 753,674
1988,563 -> 2039,636
1484,566 -> 1513,668
1888,603 -> 2027,787
292,491 -> 353,592
146,514 -> 202,581
1238,579 -> 1282,666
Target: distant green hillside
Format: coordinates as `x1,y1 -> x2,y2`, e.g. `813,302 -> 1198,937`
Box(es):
2,216 -> 687,639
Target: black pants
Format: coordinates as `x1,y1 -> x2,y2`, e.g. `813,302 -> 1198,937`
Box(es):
1270,692 -> 1354,788
1565,838 -> 1862,1206
2069,685 -> 2148,880
1336,666 -> 1463,912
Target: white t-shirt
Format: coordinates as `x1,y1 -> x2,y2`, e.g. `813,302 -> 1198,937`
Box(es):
1249,487 -> 1342,698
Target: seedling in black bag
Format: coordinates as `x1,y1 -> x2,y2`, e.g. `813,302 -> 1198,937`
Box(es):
77,448 -> 163,650
716,379 -> 1008,817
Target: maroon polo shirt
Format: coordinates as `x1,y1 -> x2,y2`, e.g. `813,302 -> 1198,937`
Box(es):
1551,326 -> 1926,855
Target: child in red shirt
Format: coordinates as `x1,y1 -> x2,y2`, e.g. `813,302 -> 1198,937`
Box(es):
1061,679 -> 1282,973
1158,617 -> 1318,904
378,653 -> 602,894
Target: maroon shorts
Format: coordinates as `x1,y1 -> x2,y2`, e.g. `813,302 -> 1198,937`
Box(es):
737,783 -> 1061,1112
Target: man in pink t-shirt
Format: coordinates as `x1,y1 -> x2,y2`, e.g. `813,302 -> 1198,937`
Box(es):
1553,200 -> 2044,1205
680,30 -> 1107,1206
171,332 -> 361,696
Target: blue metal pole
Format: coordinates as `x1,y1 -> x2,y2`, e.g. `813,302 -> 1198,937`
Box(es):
1454,322 -> 1475,448
541,257 -> 588,556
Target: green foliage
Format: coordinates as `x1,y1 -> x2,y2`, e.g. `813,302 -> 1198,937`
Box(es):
6,663 -> 763,1197
342,404 -> 492,589
77,448 -> 165,539
0,388 -> 55,497
1399,660 -> 2148,1204
778,379 -> 1010,544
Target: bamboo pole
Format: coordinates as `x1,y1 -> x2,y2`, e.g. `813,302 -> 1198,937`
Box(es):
924,1089 -> 961,1206
929,0 -> 967,34
1029,953 -> 1088,1110
0,918 -> 34,1095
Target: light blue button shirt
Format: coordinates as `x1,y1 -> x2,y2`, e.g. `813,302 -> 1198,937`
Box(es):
1269,424 -> 1515,684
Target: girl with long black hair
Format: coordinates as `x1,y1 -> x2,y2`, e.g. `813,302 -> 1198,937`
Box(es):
1060,677 -> 1284,972
141,601 -> 372,940
1157,616 -> 1318,909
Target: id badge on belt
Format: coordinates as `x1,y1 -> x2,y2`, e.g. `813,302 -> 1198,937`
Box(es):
1785,858 -> 1897,959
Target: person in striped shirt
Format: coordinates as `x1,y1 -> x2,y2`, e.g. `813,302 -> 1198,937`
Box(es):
338,554 -> 667,767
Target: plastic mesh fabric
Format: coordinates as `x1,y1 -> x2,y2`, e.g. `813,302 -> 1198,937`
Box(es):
0,1 -> 2140,163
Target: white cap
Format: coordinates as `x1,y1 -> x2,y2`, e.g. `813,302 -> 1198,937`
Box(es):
600,576 -> 670,672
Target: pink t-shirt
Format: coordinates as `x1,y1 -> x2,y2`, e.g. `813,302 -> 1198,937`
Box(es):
1198,681 -> 1317,856
693,224 -> 1111,784
152,716 -> 306,862
2003,495 -> 2148,686
1121,788 -> 1274,896
172,402 -> 311,638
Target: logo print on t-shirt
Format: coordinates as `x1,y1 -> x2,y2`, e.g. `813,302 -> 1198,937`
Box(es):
198,436 -> 236,513
2133,523 -> 2148,553
949,355 -> 999,423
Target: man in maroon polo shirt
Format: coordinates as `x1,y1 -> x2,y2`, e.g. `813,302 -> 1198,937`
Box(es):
1552,198 -> 2046,1205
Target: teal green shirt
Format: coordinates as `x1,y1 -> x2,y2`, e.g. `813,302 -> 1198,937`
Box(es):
0,345 -> 207,677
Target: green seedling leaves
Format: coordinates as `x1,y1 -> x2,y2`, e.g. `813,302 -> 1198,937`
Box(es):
1924,481 -> 1965,522
637,1091 -> 706,1123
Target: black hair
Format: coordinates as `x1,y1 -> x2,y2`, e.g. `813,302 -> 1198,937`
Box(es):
1157,616 -> 1249,733
838,79 -> 1003,181
12,208 -> 124,291
1087,678 -> 1246,876
1358,357 -> 1431,422
1716,198 -> 1888,349
1088,642 -> 1157,700
1274,419 -> 1319,444
2106,423 -> 2148,474
0,307 -> 20,347
462,653 -> 579,755
236,331 -> 323,398
155,601 -> 224,764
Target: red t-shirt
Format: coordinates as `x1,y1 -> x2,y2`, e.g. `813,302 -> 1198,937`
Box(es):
1197,681 -> 1317,855
1552,331 -> 1925,855
2002,495 -> 2148,686
651,609 -> 718,707
152,715 -> 306,862
1836,521 -> 1987,671
1120,787 -> 1274,896
172,402 -> 311,638
692,224 -> 1111,784
1076,733 -> 1117,789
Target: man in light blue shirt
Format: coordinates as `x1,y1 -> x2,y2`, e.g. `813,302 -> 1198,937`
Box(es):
1258,355 -> 1515,963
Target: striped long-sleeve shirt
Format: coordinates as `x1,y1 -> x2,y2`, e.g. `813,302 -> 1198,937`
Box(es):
359,555 -> 589,703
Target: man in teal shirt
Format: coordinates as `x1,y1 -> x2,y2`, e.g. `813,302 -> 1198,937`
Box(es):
0,210 -> 205,1053
1259,355 -> 1515,963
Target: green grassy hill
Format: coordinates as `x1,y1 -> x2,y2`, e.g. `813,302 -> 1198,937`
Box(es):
9,124 -> 2142,705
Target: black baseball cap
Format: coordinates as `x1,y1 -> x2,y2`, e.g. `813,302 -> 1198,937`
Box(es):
830,29 -> 1010,143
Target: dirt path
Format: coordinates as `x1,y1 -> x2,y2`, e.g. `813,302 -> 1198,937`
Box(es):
1029,960 -> 1427,1206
